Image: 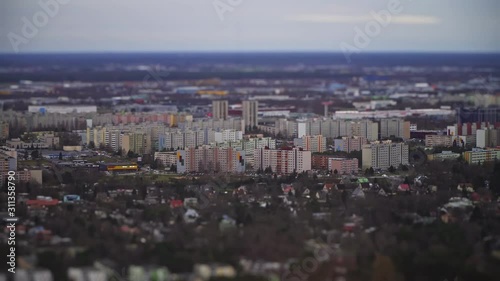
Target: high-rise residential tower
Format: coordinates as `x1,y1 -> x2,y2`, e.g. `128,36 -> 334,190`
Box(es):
212,100 -> 229,120
242,100 -> 259,129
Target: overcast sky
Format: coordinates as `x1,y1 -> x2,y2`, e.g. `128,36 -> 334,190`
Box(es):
1,0 -> 499,53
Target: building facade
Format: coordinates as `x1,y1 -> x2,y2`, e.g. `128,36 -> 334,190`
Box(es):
333,136 -> 368,152
328,158 -> 359,175
212,100 -> 229,120
254,147 -> 311,174
425,135 -> 454,147
259,118 -> 379,140
0,121 -> 9,140
463,149 -> 500,165
293,135 -> 327,153
0,151 -> 17,188
154,151 -> 177,167
312,155 -> 330,170
242,100 -> 259,129
362,141 -> 409,170
176,146 -> 246,173
380,119 -> 411,139
476,128 -> 500,148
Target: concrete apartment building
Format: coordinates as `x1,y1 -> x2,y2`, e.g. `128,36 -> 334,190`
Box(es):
0,150 -> 17,188
425,135 -> 454,147
84,121 -> 247,154
86,126 -> 107,147
334,136 -> 368,152
122,132 -> 152,155
312,155 -> 330,170
17,169 -> 43,185
210,137 -> 276,168
463,148 -> 500,165
362,141 -> 409,170
380,119 -> 411,139
241,137 -> 276,167
176,146 -> 246,173
158,129 -> 243,151
447,122 -> 499,137
213,130 -> 243,143
349,120 -> 379,141
293,135 -> 327,153
212,100 -> 229,120
328,158 -> 359,175
254,147 -> 311,174
154,151 -> 177,167
476,128 -> 500,148
242,100 -> 259,129
180,118 -> 245,132
0,121 -> 9,140
259,118 -> 379,140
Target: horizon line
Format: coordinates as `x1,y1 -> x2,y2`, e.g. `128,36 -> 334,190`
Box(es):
1,50 -> 500,56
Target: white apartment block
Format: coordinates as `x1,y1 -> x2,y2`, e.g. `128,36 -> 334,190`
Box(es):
180,118 -> 245,132
159,129 -> 205,151
243,137 -> 276,167
476,128 -> 500,148
362,141 -> 409,170
210,137 -> 276,168
264,119 -> 380,140
333,136 -> 368,153
213,130 -> 243,143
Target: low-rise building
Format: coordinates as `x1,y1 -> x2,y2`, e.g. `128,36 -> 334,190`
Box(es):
154,151 -> 177,167
428,151 -> 461,161
463,148 -> 500,165
425,135 -> 453,147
